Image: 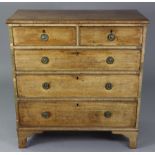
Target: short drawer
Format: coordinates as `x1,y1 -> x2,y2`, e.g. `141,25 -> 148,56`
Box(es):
19,101 -> 137,128
15,49 -> 140,71
16,74 -> 139,98
80,26 -> 142,46
12,27 -> 76,46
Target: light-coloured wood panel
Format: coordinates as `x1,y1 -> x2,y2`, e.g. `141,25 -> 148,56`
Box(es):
19,101 -> 137,127
11,45 -> 142,50
16,74 -> 139,98
136,25 -> 148,128
16,71 -> 139,75
13,27 -> 76,46
18,127 -> 138,131
9,27 -> 20,128
17,97 -> 137,102
15,49 -> 140,71
80,26 -> 142,46
6,10 -> 149,24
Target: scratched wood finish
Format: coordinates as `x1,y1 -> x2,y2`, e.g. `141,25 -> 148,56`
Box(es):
136,25 -> 147,129
80,26 -> 142,46
15,49 -> 140,71
16,74 -> 139,98
6,10 -> 149,148
13,27 -> 76,46
18,101 -> 137,127
6,10 -> 148,24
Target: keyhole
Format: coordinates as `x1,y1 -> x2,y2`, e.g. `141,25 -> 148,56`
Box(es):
76,76 -> 79,80
110,30 -> 113,33
42,29 -> 46,33
76,103 -> 79,107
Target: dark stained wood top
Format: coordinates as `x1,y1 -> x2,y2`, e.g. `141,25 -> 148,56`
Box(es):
6,10 -> 149,24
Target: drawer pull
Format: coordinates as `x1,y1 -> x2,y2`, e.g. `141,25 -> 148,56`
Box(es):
105,82 -> 113,90
41,56 -> 49,64
104,111 -> 112,118
41,111 -> 51,119
42,82 -> 50,90
107,31 -> 115,41
40,33 -> 49,41
106,56 -> 114,64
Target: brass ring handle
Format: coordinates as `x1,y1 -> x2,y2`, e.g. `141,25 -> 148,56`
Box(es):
41,56 -> 49,64
104,111 -> 112,118
41,111 -> 51,119
105,82 -> 113,90
40,33 -> 49,41
107,32 -> 115,41
42,82 -> 50,90
106,56 -> 114,64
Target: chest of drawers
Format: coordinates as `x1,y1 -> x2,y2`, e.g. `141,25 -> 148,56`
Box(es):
6,10 -> 148,149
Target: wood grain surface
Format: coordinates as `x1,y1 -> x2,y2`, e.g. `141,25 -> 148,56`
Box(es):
16,74 -> 139,98
80,26 -> 142,46
19,101 -> 137,127
13,26 -> 76,46
6,10 -> 149,24
15,49 -> 140,71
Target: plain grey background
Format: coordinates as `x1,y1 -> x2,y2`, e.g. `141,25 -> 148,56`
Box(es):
0,2 -> 155,152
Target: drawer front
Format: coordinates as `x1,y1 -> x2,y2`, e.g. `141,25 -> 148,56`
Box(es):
13,27 -> 76,46
19,101 -> 137,127
17,74 -> 139,98
15,49 -> 140,71
80,26 -> 142,46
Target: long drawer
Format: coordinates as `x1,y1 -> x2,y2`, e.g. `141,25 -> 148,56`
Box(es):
80,26 -> 142,46
12,27 -> 76,46
15,49 -> 140,71
19,101 -> 137,127
16,74 -> 139,98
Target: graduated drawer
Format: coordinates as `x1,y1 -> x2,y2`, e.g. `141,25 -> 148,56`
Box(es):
12,27 -> 76,46
18,101 -> 137,127
15,49 -> 140,71
16,74 -> 139,98
80,26 -> 142,46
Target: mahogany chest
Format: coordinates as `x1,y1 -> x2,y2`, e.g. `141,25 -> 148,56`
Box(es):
6,10 -> 148,148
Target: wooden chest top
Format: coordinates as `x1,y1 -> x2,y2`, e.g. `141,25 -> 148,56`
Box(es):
6,10 -> 149,24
